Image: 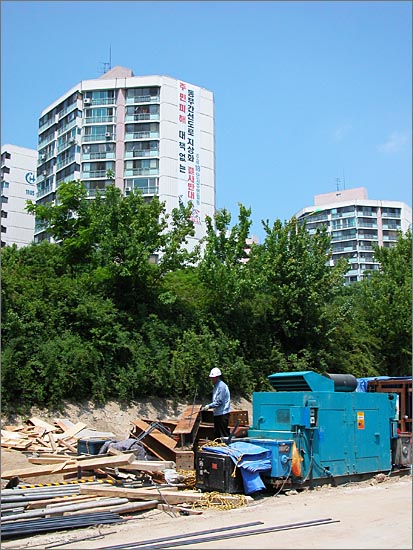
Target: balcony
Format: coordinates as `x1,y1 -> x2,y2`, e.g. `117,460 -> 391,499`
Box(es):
124,168 -> 159,177
37,183 -> 54,199
125,131 -> 159,140
58,102 -> 77,120
38,133 -> 56,148
125,149 -> 159,159
82,152 -> 116,160
331,211 -> 355,219
57,119 -> 77,136
125,113 -> 160,122
83,116 -> 116,124
83,134 -> 116,142
57,139 -> 76,154
86,97 -> 116,106
127,184 -> 159,196
382,223 -> 401,230
125,94 -> 160,104
81,170 -> 108,179
56,156 -> 76,171
382,211 -> 401,218
39,116 -> 57,133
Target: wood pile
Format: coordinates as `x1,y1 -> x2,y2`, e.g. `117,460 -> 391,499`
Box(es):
1,416 -> 114,454
1,408 -> 253,540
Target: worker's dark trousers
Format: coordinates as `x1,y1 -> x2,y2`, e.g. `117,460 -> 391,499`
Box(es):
213,413 -> 230,440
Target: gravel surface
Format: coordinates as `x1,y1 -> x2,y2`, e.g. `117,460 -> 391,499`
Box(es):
2,401 -> 411,549
1,474 -> 411,549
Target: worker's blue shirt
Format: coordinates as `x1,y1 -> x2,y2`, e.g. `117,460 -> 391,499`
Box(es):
207,379 -> 230,416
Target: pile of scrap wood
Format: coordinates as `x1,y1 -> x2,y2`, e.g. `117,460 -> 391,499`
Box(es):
131,407 -> 250,470
1,407 -> 252,539
1,416 -> 114,454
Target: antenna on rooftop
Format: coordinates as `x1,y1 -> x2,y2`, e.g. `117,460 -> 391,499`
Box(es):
335,177 -> 341,192
98,45 -> 112,75
342,169 -> 346,190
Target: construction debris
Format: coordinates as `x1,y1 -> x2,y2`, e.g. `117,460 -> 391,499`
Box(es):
1,407 -> 251,541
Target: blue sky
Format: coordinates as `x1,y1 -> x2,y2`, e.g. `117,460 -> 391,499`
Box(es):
2,1 -> 411,241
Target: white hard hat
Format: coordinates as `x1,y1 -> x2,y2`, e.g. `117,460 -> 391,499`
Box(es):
209,367 -> 222,378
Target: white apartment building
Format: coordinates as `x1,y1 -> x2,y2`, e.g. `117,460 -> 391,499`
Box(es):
295,187 -> 412,284
1,144 -> 37,248
36,66 -> 215,252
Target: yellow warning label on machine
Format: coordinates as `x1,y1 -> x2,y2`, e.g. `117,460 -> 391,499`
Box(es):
357,412 -> 365,429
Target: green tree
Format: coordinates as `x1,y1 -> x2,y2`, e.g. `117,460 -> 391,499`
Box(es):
356,230 -> 412,376
246,217 -> 348,376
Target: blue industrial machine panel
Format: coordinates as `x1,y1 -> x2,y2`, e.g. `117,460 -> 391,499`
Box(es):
247,371 -> 398,483
247,438 -> 293,477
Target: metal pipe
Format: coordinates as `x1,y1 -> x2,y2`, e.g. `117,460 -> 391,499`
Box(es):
99,518 -> 338,550
96,521 -> 265,550
66,499 -> 160,516
1,498 -> 129,522
1,512 -> 124,540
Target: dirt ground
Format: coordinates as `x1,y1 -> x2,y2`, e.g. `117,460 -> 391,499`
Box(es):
1,400 -> 412,549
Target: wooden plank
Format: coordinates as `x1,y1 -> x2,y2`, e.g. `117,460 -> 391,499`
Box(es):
173,405 -> 202,435
28,456 -> 76,464
48,431 -> 57,452
28,417 -> 57,432
66,499 -> 160,516
1,430 -> 28,440
54,419 -> 74,432
120,460 -> 175,473
56,422 -> 87,441
2,424 -> 25,431
79,485 -> 253,505
174,450 -> 194,470
130,420 -> 177,462
58,438 -> 77,453
1,440 -> 32,450
1,452 -> 136,479
131,420 -> 177,450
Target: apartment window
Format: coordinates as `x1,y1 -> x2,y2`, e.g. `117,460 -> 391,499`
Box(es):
357,206 -> 377,216
84,125 -> 115,140
125,104 -> 160,120
1,167 -> 10,174
382,207 -> 401,218
56,163 -> 80,183
85,90 -> 116,104
84,107 -> 115,123
1,225 -> 6,233
26,189 -> 35,196
126,87 -> 160,101
1,152 -> 11,162
1,181 -> 9,189
1,195 -> 8,204
124,177 -> 159,194
1,211 -> 7,218
125,159 -> 158,169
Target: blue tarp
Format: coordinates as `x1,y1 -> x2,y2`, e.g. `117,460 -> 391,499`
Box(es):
202,441 -> 272,495
356,376 -> 411,392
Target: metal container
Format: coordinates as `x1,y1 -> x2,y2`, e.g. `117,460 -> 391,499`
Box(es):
77,438 -> 109,455
195,450 -> 244,494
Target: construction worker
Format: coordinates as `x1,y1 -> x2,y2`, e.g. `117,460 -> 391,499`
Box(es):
202,368 -> 231,440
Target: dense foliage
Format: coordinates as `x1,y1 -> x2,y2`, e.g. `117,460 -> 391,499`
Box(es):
2,182 -> 411,413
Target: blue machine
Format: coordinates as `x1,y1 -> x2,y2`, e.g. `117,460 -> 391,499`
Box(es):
247,371 -> 399,487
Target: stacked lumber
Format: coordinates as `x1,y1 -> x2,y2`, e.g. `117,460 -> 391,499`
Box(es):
1,417 -> 114,455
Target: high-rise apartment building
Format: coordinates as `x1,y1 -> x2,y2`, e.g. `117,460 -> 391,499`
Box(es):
36,66 -> 215,252
294,187 -> 412,284
1,144 -> 37,248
